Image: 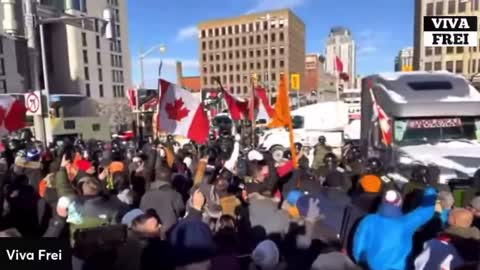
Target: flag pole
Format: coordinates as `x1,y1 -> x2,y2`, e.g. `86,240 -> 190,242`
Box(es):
154,60 -> 163,141
251,76 -> 256,148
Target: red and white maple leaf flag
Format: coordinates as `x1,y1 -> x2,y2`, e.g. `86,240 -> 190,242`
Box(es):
223,87 -> 249,121
158,79 -> 209,144
0,96 -> 26,136
249,87 -> 275,121
369,85 -> 392,145
335,56 -> 344,73
127,88 -> 137,109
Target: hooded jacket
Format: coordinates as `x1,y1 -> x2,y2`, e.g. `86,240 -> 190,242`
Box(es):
13,156 -> 43,192
353,187 -> 437,270
140,180 -> 185,231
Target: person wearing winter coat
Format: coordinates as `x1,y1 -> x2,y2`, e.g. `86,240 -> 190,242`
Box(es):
353,187 -> 437,270
140,166 -> 185,232
13,150 -> 43,192
414,208 -> 480,270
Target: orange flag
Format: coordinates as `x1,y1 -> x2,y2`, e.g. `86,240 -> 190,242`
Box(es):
268,74 -> 297,167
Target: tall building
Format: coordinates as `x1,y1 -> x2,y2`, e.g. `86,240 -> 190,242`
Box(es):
305,53 -> 320,92
395,47 -> 414,71
414,0 -> 480,78
324,27 -> 356,88
0,0 -> 131,99
198,9 -> 306,100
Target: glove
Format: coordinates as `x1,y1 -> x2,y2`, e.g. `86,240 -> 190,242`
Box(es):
305,198 -> 324,223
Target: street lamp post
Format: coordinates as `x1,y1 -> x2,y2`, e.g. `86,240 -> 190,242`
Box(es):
258,14 -> 276,103
137,44 -> 166,141
139,44 -> 166,88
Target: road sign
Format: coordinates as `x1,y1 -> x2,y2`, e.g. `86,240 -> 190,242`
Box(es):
26,92 -> 40,114
291,73 -> 300,90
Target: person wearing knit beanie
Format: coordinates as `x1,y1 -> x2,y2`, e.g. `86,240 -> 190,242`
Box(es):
251,240 -> 280,270
353,187 -> 437,270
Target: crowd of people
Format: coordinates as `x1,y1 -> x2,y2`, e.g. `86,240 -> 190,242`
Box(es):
0,130 -> 479,270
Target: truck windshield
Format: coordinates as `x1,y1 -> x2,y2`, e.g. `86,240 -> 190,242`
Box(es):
292,115 -> 304,129
394,117 -> 480,146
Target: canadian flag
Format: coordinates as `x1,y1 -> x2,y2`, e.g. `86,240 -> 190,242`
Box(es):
223,87 -> 249,121
0,96 -> 26,136
369,83 -> 392,145
250,87 -> 275,121
335,56 -> 344,73
127,88 -> 137,109
157,79 -> 209,144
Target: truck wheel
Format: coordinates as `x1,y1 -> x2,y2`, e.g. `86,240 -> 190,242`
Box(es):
270,145 -> 285,162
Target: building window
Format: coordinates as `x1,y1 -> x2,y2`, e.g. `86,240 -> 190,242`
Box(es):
234,25 -> 239,34
264,59 -> 268,68
0,38 -> 3,54
271,47 -> 276,56
202,41 -> 206,50
446,61 -> 454,72
229,52 -> 233,59
236,74 -> 240,83
96,35 -> 100,49
235,51 -> 240,58
208,41 -> 213,49
112,70 -> 116,82
83,50 -> 88,63
229,75 -> 233,83
84,67 -> 89,80
271,59 -> 276,68
242,50 -> 247,58
280,32 -> 284,42
64,120 -> 76,130
99,84 -> 104,97
228,26 -> 232,34
257,62 -> 261,69
426,3 -> 434,15
280,60 -> 285,68
222,39 -> 226,48
264,33 -> 268,42
115,25 -> 121,37
457,47 -> 464,53
235,38 -> 239,46
257,49 -> 261,57
241,24 -> 246,32
242,62 -> 247,70
215,40 -> 219,49
249,50 -> 254,58
81,32 -> 87,46
435,47 -> 442,55
473,59 -> 477,73
435,1 -> 443,15
214,28 -> 219,36
236,64 -> 240,71
475,0 -> 480,11
201,30 -> 206,38
0,59 -> 4,75
0,79 -> 6,93
242,37 -> 246,45
434,61 -> 442,70
459,1 -> 467,12
250,62 -> 254,69
203,66 -> 207,73
216,64 -> 220,72
243,86 -> 248,94
203,77 -> 207,85
97,52 -> 102,65
257,35 -> 261,44
279,47 -> 285,55
249,36 -> 254,45
455,60 -> 463,73
448,0 -> 455,13
111,54 -> 115,66
425,62 -> 432,71
279,20 -> 285,28
209,54 -> 213,61
258,74 -> 262,81
202,53 -> 206,61
223,64 -> 227,72
263,21 -> 268,30
113,86 -> 117,97
228,38 -> 232,47
425,47 -> 433,56
85,83 -> 91,97
216,53 -> 220,61
221,27 -> 226,35
92,123 -> 101,131
447,47 -> 454,54
98,68 -> 103,81
271,33 -> 276,42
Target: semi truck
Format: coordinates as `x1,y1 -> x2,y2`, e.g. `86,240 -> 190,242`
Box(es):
361,71 -> 480,183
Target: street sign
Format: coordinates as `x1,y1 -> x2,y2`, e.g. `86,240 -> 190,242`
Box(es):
291,73 -> 300,90
25,92 -> 41,115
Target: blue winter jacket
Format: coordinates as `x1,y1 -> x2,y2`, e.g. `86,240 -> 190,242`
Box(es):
353,187 -> 437,270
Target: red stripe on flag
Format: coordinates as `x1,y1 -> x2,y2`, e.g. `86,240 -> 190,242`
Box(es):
187,105 -> 210,144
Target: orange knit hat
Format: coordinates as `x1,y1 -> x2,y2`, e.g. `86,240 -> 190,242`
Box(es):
360,174 -> 382,193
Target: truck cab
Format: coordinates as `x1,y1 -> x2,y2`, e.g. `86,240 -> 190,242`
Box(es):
361,71 -> 480,183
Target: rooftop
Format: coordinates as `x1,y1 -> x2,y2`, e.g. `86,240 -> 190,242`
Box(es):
198,9 -> 304,29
